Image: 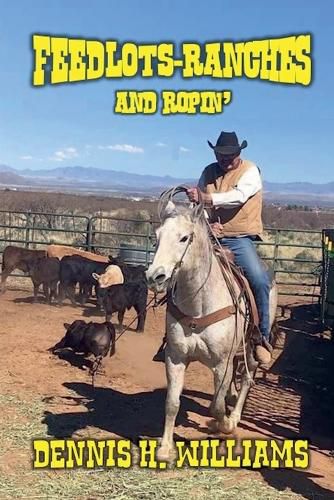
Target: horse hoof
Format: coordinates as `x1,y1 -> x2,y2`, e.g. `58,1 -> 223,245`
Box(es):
206,419 -> 220,433
156,446 -> 172,463
218,416 -> 237,434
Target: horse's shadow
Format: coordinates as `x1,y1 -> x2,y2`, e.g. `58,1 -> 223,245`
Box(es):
239,303 -> 334,448
260,467 -> 334,500
42,382 -> 210,443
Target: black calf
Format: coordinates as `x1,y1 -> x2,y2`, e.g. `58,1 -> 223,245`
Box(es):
100,281 -> 148,332
50,320 -> 116,359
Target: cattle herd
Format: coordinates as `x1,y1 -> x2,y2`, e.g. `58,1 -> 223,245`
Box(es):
0,244 -> 149,372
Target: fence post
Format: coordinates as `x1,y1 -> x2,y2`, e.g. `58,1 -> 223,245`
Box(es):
31,214 -> 36,249
25,212 -> 31,248
86,217 -> 92,252
145,222 -> 151,268
273,229 -> 280,279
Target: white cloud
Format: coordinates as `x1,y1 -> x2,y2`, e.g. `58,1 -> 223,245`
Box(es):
99,144 -> 144,154
19,155 -> 33,160
179,146 -> 190,153
49,147 -> 79,162
156,142 -> 167,147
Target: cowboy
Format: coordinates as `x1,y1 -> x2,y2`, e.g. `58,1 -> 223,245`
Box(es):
186,130 -> 272,365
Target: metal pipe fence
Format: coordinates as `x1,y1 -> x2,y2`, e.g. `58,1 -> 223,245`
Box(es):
0,210 -> 323,299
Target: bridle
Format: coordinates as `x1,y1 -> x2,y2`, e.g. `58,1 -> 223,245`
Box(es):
157,185 -> 213,307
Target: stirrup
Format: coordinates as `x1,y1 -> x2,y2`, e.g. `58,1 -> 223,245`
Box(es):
152,347 -> 166,362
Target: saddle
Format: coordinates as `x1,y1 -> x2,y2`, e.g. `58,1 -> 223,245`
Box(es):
213,244 -> 275,346
165,243 -> 273,347
213,246 -> 259,333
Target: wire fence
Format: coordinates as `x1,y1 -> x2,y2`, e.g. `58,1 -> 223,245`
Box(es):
0,210 -> 322,298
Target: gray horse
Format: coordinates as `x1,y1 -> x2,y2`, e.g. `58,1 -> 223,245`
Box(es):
146,197 -> 277,461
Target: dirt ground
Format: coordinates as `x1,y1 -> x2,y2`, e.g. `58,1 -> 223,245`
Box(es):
0,279 -> 334,498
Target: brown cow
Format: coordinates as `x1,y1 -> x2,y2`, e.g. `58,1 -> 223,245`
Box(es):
1,245 -> 46,293
47,244 -> 109,263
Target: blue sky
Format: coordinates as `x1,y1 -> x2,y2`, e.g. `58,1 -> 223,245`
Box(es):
0,0 -> 332,183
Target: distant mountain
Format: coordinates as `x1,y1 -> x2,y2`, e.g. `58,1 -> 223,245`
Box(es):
0,171 -> 32,185
21,166 -> 195,188
0,164 -> 334,203
263,181 -> 334,195
0,164 -> 17,174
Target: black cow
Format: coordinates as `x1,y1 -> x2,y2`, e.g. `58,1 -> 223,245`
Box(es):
58,255 -> 109,306
120,264 -> 146,283
27,257 -> 60,304
49,320 -> 116,376
1,245 -> 46,293
108,257 -> 146,283
95,262 -> 147,312
99,281 -> 148,332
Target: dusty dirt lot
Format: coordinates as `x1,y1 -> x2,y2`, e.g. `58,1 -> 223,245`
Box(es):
0,279 -> 333,498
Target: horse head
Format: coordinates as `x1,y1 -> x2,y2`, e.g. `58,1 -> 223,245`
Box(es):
146,186 -> 206,293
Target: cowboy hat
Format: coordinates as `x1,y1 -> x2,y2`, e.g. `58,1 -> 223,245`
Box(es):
207,131 -> 248,155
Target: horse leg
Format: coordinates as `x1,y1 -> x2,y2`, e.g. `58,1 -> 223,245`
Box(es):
226,377 -> 239,408
221,368 -> 256,434
225,357 -> 239,408
157,350 -> 186,462
208,359 -> 234,431
220,347 -> 257,433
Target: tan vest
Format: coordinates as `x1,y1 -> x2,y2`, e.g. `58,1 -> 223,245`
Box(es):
202,159 -> 263,238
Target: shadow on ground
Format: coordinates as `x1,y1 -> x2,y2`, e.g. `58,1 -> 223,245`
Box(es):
42,302 -> 334,499
42,383 -> 209,444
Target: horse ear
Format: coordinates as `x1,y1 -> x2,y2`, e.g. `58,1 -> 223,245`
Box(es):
190,202 -> 204,222
161,200 -> 177,220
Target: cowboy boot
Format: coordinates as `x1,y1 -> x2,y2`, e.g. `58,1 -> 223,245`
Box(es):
255,338 -> 273,366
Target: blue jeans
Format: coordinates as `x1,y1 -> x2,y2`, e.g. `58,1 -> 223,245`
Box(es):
218,236 -> 271,340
